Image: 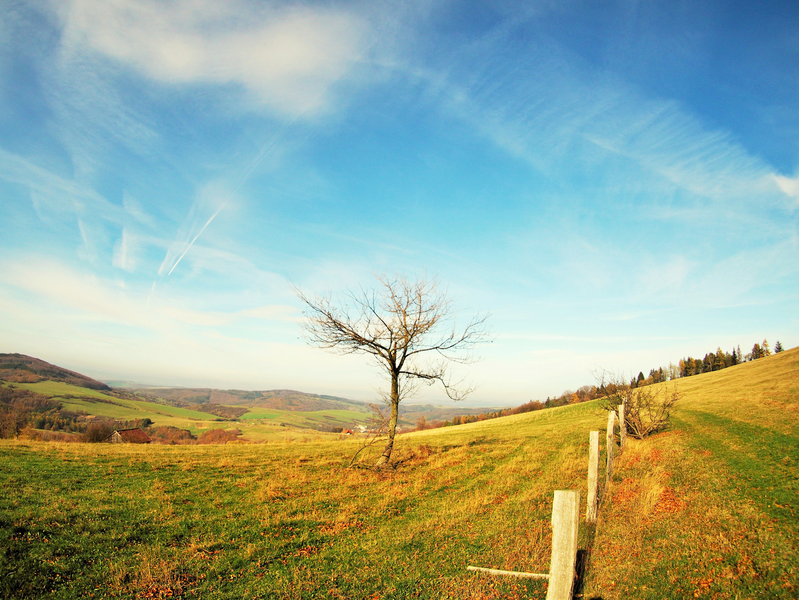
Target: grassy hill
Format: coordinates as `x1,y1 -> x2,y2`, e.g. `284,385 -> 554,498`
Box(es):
584,346 -> 799,598
0,361 -> 375,437
0,353 -> 111,390
1,377 -> 376,440
136,387 -> 369,412
0,348 -> 796,599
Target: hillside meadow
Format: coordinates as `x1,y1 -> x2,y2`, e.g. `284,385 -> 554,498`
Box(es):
1,348 -> 797,599
585,347 -> 799,598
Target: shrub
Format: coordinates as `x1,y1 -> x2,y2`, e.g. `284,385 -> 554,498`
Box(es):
85,422 -> 115,443
597,373 -> 681,438
198,429 -> 242,444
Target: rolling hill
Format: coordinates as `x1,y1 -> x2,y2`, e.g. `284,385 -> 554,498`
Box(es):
0,353 -> 111,390
1,354 -> 508,437
0,346 -> 796,598
0,356 -> 375,437
133,386 -> 370,412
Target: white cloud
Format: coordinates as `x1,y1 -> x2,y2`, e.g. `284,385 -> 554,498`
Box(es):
57,0 -> 371,118
0,256 -> 379,393
122,192 -> 158,227
0,256 -> 295,333
774,174 -> 799,200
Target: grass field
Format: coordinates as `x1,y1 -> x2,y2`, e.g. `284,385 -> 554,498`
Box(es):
1,349 -> 797,599
239,407 -> 371,428
584,347 -> 799,599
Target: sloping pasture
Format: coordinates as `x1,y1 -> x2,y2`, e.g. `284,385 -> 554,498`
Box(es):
1,401 -> 605,599
3,349 -> 796,599
585,347 -> 799,599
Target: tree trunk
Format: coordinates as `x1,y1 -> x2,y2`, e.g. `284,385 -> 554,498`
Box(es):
376,370 -> 400,466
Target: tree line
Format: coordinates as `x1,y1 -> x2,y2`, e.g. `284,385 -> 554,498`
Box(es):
416,338 -> 787,432
673,339 -> 782,381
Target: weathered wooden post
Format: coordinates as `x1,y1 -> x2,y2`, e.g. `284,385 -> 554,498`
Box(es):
618,401 -> 626,450
606,410 -> 616,485
546,490 -> 580,600
586,430 -> 599,523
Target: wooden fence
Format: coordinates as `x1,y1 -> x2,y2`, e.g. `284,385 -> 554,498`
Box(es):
469,407 -> 626,599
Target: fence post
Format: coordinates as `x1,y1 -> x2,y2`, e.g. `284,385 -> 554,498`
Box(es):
586,431 -> 599,523
606,410 -> 616,485
618,401 -> 626,450
546,490 -> 580,600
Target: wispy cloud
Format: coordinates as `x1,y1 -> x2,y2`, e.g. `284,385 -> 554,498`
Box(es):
428,26 -> 783,207
0,256 -> 295,331
0,147 -> 123,222
56,0 -> 372,118
0,256 -> 346,390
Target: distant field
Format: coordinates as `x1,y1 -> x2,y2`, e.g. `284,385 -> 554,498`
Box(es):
1,349 -> 796,599
240,407 -> 371,426
7,380 -> 373,438
14,380 -> 121,401
12,380 -> 226,429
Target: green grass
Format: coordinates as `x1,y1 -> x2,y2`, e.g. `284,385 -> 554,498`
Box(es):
2,349 -> 796,599
240,407 -> 370,427
14,380 -> 122,400
0,402 -> 606,599
584,347 -> 799,599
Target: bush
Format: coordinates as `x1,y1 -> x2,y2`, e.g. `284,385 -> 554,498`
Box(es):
198,429 -> 242,444
84,422 -> 115,443
597,373 -> 681,438
149,426 -> 196,444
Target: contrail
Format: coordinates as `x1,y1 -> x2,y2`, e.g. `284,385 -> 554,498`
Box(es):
166,203 -> 226,277
156,112 -> 305,283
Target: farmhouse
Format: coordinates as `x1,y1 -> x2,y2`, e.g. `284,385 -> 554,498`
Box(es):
108,427 -> 151,444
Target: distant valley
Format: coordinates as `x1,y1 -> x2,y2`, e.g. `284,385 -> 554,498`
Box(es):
0,353 -> 510,441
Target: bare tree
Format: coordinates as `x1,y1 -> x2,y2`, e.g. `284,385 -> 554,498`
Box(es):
295,273 -> 489,466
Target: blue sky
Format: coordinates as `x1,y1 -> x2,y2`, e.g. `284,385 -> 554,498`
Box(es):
1,0 -> 797,406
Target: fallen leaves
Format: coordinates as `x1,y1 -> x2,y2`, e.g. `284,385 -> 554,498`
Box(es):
653,487 -> 687,515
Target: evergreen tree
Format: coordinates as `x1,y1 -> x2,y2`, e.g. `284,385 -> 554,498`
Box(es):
751,343 -> 762,360
775,340 -> 784,353
731,348 -> 738,365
